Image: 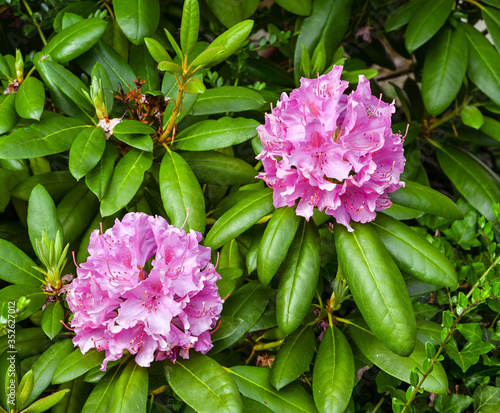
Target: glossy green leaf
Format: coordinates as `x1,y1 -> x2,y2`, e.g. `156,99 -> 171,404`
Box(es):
463,23 -> 500,106
180,0 -> 199,55
372,214 -> 458,289
85,142 -> 119,201
405,0 -> 454,52
294,0 -> 353,83
15,77 -> 45,120
0,94 -> 19,134
335,222 -> 416,356
18,370 -> 34,409
52,349 -> 105,385
69,126 -> 107,180
246,231 -> 261,274
165,353 -> 242,413
190,45 -> 226,67
389,180 -> 463,220
422,25 -> 467,116
480,116 -> 500,142
204,20 -> 254,66
81,369 -> 120,413
473,386 -> 500,413
0,239 -> 43,285
12,171 -> 76,201
0,327 -> 50,358
434,394 -> 473,413
22,389 -> 70,413
180,150 -> 257,186
144,38 -> 171,63
0,116 -> 86,159
229,366 -> 318,413
0,54 -> 11,78
277,219 -> 320,335
184,77 -> 206,94
205,189 -> 273,250
270,325 -> 315,390
437,144 -> 500,222
312,326 -> 354,413
28,184 -> 63,251
461,105 -> 484,129
41,302 -> 64,340
175,117 -> 259,151
114,0 -> 160,45
158,61 -> 182,73
385,0 -> 427,32
0,285 -> 45,322
129,44 -> 160,92
159,150 -> 205,233
483,7 -> 500,54
211,281 -> 270,353
348,319 -> 448,394
100,149 -> 153,217
445,340 -> 495,373
258,206 -> 301,286
191,86 -> 263,115
108,359 -> 148,413
206,0 -> 258,29
113,120 -> 155,136
274,0 -> 311,16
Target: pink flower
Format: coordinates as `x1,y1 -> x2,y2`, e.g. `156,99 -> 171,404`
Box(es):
66,213 -> 223,370
256,66 -> 405,231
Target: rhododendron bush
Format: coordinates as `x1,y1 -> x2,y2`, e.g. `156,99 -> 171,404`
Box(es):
0,0 -> 499,412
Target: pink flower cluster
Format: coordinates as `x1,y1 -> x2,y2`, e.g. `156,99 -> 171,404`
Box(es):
256,66 -> 405,231
66,213 -> 222,370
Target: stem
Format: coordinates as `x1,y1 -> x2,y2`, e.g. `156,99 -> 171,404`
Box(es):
466,255 -> 500,299
428,109 -> 459,131
253,339 -> 284,351
22,0 -> 47,46
376,68 -> 412,82
372,395 -> 386,413
159,74 -> 185,144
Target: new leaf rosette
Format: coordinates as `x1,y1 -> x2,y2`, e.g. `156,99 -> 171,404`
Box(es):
66,213 -> 223,370
256,66 -> 406,230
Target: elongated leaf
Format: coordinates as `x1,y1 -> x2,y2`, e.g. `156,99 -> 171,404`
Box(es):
0,239 -> 43,285
159,150 -> 205,233
0,327 -> 50,358
165,353 -> 242,413
229,366 -> 318,413
389,181 -> 463,220
462,23 -> 500,106
191,86 -> 263,115
483,7 -> 500,54
274,0 -> 311,16
41,301 -> 64,340
208,20 -> 254,66
0,94 -> 19,134
385,0 -> 427,32
108,359 -> 148,413
312,326 -> 354,413
15,77 -> 45,120
144,38 -> 171,64
277,219 -> 320,335
129,44 -> 160,92
372,214 -> 458,289
114,0 -> 160,44
405,0 -> 454,52
205,0 -> 258,29
85,142 -> 119,200
270,325 -> 315,390
205,188 -> 273,250
69,126 -> 107,180
422,25 -> 467,116
348,318 -> 448,394
437,144 -> 500,222
0,285 -> 45,321
100,149 -> 153,217
52,349 -> 105,384
92,62 -> 114,114
180,0 -> 200,55
81,369 -> 120,413
258,206 -> 301,286
335,222 -> 416,356
22,389 -> 70,413
175,117 -> 259,151
0,116 -> 86,159
12,171 -> 76,201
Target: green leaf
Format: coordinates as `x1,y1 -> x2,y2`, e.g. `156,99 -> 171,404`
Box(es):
437,144 -> 500,223
389,180 -> 464,220
69,127 -> 107,180
257,206 -> 301,286
180,0 -> 200,55
191,86 -> 263,116
473,386 -> 500,413
277,219 -> 320,335
0,93 -> 19,134
462,22 -> 500,106
422,25 -> 467,117
85,142 -> 119,201
157,61 -> 182,73
445,340 -> 495,373
164,28 -> 183,59
23,340 -> 74,407
129,44 -> 160,92
100,149 -> 153,217
43,18 -> 107,63
12,171 -> 76,201
41,302 -> 64,340
28,184 -> 63,252
15,77 -> 45,120
0,116 -> 86,159
0,285 -> 45,322
483,7 -> 500,54
461,105 -> 484,129
113,120 -> 155,136
211,281 -> 270,353
405,0 -> 454,52
274,0 -> 311,16
229,366 -> 318,413
372,214 -> 458,289
159,150 -> 205,233
81,369 -> 120,413
335,222 -> 416,357
0,239 -> 43,285
180,150 -> 257,186
205,0 -> 259,29
175,117 -> 259,151
348,318 -> 448,394
22,389 -> 70,413
184,77 -> 206,94
0,54 -> 11,78
190,45 -> 226,68
144,38 -> 171,63
0,327 -> 50,358
18,370 -> 34,408
165,353 -> 242,413
205,188 -> 273,250
108,359 -> 148,413
52,349 -> 105,385
270,325 -> 315,390
385,0 -> 427,32
480,116 -> 500,142
114,0 -> 160,45
312,326 -> 354,413
294,0 -> 353,84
